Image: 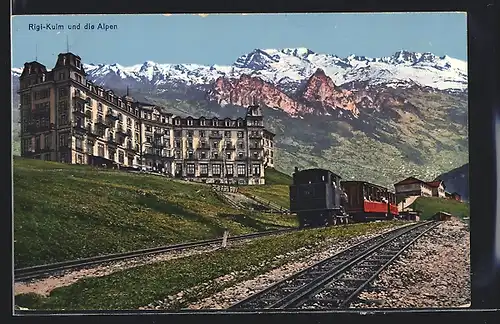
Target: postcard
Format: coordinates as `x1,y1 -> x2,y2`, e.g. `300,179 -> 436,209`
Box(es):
11,12 -> 469,312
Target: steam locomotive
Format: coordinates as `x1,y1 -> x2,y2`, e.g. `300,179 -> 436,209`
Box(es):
289,167 -> 399,228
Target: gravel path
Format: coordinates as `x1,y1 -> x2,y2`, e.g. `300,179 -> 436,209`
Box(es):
175,223 -> 412,310
350,218 -> 470,308
14,235 -> 278,297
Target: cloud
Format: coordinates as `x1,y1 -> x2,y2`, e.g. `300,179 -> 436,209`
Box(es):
197,13 -> 209,17
163,13 -> 172,16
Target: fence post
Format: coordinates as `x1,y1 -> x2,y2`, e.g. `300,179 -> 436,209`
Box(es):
221,229 -> 229,248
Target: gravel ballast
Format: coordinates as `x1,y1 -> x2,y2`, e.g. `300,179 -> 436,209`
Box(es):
351,218 -> 470,308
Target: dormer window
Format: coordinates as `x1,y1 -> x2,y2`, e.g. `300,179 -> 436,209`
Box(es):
175,118 -> 180,126
225,119 -> 230,127
187,119 -> 193,126
237,119 -> 242,127
75,59 -> 81,68
200,118 -> 206,126
212,118 -> 218,127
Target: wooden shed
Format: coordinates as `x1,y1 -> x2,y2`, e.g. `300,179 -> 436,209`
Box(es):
399,210 -> 421,221
433,211 -> 453,221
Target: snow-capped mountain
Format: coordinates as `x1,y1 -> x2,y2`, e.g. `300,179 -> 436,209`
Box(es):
74,48 -> 467,93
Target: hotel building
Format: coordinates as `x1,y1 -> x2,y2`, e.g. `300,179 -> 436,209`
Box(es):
17,52 -> 276,185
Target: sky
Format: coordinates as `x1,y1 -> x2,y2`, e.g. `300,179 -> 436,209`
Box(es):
11,12 -> 467,68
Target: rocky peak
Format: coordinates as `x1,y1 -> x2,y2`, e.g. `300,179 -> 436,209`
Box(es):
299,69 -> 359,116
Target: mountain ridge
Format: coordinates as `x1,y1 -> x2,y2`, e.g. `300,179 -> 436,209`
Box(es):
10,47 -> 468,188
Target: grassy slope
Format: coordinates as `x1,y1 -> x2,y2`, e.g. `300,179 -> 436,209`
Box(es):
409,196 -> 470,220
14,158 -> 297,268
238,167 -> 292,209
15,221 -> 401,310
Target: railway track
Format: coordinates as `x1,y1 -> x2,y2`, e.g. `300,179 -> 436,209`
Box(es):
14,228 -> 298,282
229,221 -> 440,310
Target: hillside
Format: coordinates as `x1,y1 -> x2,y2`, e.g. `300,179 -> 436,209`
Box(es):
435,163 -> 469,201
409,196 -> 470,220
13,158 -> 297,268
11,48 -> 468,188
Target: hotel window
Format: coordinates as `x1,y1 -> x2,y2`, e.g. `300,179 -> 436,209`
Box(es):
253,164 -> 260,175
175,118 -> 180,125
212,164 -> 221,175
77,154 -> 83,164
75,137 -> 83,151
213,141 -> 218,149
44,134 -> 51,149
59,134 -> 68,147
87,140 -> 94,154
59,72 -> 65,80
146,136 -> 152,143
200,119 -> 206,126
238,142 -> 244,150
200,164 -> 208,175
118,151 -> 125,163
127,118 -> 132,126
128,156 -> 134,166
237,120 -> 242,127
212,119 -> 218,126
58,87 -> 68,97
76,74 -> 82,83
187,130 -> 194,137
187,164 -> 195,175
237,131 -> 244,138
175,140 -> 181,148
238,152 -> 244,159
212,152 -> 219,159
188,141 -> 193,149
187,119 -> 193,126
225,119 -> 230,127
226,152 -> 231,160
174,130 -> 181,137
97,103 -> 103,112
237,164 -> 246,176
175,151 -> 181,159
200,151 -> 207,159
226,164 -> 234,175
199,130 -> 205,138
108,149 -> 115,160
98,143 -> 104,156
35,136 -> 41,150
224,131 -> 231,138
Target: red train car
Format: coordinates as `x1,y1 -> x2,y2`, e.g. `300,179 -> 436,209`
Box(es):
341,181 -> 399,222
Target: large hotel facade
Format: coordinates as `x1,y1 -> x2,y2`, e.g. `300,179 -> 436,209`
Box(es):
17,52 -> 275,185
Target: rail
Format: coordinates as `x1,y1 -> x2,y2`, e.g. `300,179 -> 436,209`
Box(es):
14,228 -> 298,282
229,221 -> 439,310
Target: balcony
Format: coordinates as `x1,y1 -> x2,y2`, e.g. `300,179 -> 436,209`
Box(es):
73,91 -> 86,102
26,124 -> 51,133
209,133 -> 223,139
87,125 -> 102,138
197,144 -> 210,150
106,113 -> 119,122
210,156 -> 223,161
116,126 -> 128,137
72,106 -> 86,117
152,141 -> 166,149
124,143 -> 138,153
107,136 -> 120,147
95,117 -> 109,128
73,122 -> 87,134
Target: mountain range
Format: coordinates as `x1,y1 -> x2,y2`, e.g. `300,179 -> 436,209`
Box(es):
11,48 -> 469,192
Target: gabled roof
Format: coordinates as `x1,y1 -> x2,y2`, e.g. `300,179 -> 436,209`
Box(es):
426,180 -> 446,189
394,176 -> 428,186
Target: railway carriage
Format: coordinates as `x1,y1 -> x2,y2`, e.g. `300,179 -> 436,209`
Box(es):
340,181 -> 399,222
290,168 -> 350,228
